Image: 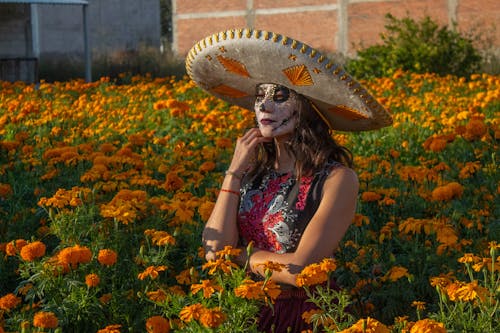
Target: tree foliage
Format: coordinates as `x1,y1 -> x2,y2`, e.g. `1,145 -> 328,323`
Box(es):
347,14 -> 482,78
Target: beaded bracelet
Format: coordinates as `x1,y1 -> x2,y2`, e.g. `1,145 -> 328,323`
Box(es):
220,188 -> 240,197
225,170 -> 243,180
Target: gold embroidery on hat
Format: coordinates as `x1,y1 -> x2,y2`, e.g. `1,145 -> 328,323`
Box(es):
217,55 -> 250,78
205,55 -> 212,61
313,68 -> 321,74
329,105 -> 369,120
310,49 -> 317,58
291,40 -> 298,49
288,54 -> 297,61
318,55 -> 326,63
219,46 -> 227,53
211,85 -> 249,98
216,55 -> 250,78
283,64 -> 313,86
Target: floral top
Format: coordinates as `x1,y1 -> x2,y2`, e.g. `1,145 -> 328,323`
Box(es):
238,162 -> 341,254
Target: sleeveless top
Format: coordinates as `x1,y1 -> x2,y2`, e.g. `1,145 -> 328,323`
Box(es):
237,161 -> 342,254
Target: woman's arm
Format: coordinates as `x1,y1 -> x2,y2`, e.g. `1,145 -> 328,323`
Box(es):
203,128 -> 272,261
237,166 -> 359,286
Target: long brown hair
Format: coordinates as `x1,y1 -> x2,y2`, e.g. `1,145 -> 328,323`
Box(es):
249,93 -> 353,179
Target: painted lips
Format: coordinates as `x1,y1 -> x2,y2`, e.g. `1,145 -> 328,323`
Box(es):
260,119 -> 275,125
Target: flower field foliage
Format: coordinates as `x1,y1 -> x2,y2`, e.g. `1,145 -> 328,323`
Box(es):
0,71 -> 498,332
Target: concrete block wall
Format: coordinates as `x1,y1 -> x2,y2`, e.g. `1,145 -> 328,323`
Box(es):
172,0 -> 499,57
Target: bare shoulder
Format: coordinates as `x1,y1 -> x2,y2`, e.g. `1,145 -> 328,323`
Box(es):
325,165 -> 359,189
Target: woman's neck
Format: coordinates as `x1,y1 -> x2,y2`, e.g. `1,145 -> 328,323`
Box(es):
273,137 -> 295,173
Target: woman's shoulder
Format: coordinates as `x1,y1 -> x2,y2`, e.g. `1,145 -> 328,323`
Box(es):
324,163 -> 359,189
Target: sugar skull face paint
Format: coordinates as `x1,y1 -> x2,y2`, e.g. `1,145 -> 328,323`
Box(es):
254,83 -> 299,138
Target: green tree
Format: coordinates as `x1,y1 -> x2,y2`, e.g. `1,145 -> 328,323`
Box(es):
347,14 -> 482,78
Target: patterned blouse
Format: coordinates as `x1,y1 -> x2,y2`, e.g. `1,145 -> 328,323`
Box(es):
237,161 -> 342,254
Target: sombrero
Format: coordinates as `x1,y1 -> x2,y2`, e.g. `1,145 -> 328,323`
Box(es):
185,28 -> 392,132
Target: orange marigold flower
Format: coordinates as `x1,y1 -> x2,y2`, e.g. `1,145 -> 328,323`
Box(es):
97,324 -> 122,333
144,229 -> 175,246
0,293 -> 21,311
5,239 -> 27,256
99,293 -> 112,304
33,311 -> 59,329
411,301 -> 426,311
0,183 -> 12,198
20,241 -> 46,261
175,268 -> 198,285
190,279 -> 222,298
458,253 -> 481,264
319,258 -> 337,272
199,307 -> 226,328
215,245 -> 241,259
57,244 -> 92,270
147,289 -> 168,302
199,161 -> 216,173
202,258 -> 239,275
301,309 -> 323,324
384,266 -> 411,282
361,191 -> 382,202
145,315 -> 170,333
198,200 -> 215,221
179,303 -> 204,322
98,249 -> 118,266
234,279 -> 265,300
138,265 -> 167,280
262,279 -> 282,301
338,317 -> 390,333
296,263 -> 328,287
409,318 -> 446,333
256,260 -> 286,273
85,273 -> 100,288
454,280 -> 489,303
431,182 -> 463,201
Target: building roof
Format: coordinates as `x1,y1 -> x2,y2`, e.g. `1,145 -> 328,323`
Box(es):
0,0 -> 88,5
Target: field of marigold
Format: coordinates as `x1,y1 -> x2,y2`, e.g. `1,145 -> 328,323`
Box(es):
0,71 -> 498,332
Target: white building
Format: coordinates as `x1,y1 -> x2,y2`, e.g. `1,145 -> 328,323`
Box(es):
0,0 -> 161,82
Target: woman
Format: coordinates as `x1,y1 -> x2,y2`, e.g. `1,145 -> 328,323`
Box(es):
186,28 -> 392,332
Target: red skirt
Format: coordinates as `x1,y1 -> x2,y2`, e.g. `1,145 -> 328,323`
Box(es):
257,287 -> 316,333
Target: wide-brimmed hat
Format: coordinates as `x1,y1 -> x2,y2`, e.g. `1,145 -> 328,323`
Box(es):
185,28 -> 392,132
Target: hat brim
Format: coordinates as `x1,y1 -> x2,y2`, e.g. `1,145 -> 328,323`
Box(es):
185,28 -> 392,132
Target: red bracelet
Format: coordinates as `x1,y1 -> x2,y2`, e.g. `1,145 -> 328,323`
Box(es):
220,188 -> 240,197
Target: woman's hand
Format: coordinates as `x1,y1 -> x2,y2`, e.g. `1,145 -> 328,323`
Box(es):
227,128 -> 272,174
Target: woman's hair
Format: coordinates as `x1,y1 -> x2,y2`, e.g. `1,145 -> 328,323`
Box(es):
249,92 -> 353,179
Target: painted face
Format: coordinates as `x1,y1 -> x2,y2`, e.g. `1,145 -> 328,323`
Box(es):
254,83 -> 299,138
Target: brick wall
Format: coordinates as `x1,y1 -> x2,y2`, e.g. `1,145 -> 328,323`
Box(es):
173,0 -> 499,56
